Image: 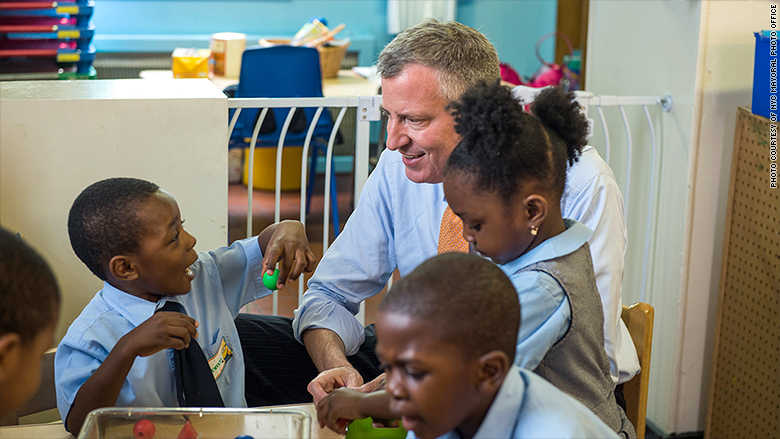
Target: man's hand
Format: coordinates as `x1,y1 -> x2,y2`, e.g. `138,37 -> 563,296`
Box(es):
354,372 -> 386,393
259,220 -> 316,289
316,387 -> 368,434
307,365 -> 364,405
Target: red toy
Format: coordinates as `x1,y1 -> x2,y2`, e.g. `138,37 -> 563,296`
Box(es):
133,419 -> 156,439
177,419 -> 199,439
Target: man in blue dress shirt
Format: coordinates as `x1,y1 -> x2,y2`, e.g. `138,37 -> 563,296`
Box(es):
238,19 -> 637,412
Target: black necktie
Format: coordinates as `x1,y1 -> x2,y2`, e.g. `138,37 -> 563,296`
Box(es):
156,301 -> 225,407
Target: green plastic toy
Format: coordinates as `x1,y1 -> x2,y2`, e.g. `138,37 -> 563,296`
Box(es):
262,269 -> 280,290
345,417 -> 407,439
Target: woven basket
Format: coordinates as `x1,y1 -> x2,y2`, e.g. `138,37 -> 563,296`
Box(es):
258,38 -> 350,79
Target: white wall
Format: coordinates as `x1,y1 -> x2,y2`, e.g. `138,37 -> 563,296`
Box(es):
586,0 -> 702,434
586,0 -> 773,434
0,79 -> 229,343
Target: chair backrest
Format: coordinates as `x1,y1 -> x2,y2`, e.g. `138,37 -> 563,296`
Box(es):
231,45 -> 333,146
621,302 -> 654,439
0,347 -> 57,426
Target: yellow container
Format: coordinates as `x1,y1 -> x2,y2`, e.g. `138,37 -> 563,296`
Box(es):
172,48 -> 211,78
242,147 -> 304,191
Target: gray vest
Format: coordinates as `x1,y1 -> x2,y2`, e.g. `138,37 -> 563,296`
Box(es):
522,243 -> 637,439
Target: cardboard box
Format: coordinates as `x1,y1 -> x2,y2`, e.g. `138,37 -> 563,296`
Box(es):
172,48 -> 211,78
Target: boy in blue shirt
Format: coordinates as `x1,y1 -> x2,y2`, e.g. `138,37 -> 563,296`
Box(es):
55,177 -> 315,434
316,252 -> 619,439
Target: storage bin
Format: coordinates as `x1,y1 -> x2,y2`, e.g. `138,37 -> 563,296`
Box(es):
242,146 -> 304,191
77,407 -> 311,439
752,30 -> 777,119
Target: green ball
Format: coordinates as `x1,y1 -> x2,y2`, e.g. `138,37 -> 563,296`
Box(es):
263,269 -> 280,290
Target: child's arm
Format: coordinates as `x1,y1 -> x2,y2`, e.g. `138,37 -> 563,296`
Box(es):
65,311 -> 198,434
316,388 -> 396,435
258,220 -> 316,290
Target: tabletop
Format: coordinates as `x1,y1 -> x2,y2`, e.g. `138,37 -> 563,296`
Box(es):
139,69 -> 380,98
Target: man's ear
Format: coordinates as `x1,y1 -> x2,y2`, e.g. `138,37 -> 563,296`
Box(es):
524,194 -> 548,231
476,350 -> 511,394
0,333 -> 22,382
108,255 -> 138,282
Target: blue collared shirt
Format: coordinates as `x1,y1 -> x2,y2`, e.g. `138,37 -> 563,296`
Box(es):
55,237 -> 268,425
410,365 -> 619,439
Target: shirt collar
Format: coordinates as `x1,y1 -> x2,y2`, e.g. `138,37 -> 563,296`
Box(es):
100,281 -> 158,327
499,219 -> 592,276
472,365 -> 525,439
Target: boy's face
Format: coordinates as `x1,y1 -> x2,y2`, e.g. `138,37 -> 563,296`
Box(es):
443,172 -> 533,265
0,321 -> 56,418
375,311 -> 485,439
130,190 -> 198,299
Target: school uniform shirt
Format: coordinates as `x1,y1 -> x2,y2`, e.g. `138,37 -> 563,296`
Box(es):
293,149 -> 568,367
564,145 -> 640,384
55,237 -> 268,427
408,365 -> 620,439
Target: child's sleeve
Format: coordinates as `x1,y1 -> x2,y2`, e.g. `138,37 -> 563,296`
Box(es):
204,236 -> 267,315
511,271 -> 571,370
54,336 -> 108,429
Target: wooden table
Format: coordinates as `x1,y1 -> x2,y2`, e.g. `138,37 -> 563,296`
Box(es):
0,404 -> 341,439
139,69 -> 380,97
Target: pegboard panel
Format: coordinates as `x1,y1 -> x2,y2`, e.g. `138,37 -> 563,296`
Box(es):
706,107 -> 780,439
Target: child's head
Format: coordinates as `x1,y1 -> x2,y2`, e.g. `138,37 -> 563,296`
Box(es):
376,252 -> 519,439
68,177 -> 198,301
0,228 -> 60,417
442,81 -> 589,264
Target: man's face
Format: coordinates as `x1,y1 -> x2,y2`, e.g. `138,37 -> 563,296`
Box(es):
381,64 -> 461,184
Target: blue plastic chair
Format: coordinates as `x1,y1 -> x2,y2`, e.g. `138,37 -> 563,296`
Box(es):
229,45 -> 340,237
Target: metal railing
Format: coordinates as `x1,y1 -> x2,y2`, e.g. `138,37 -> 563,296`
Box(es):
228,96 -> 382,316
228,91 -> 672,320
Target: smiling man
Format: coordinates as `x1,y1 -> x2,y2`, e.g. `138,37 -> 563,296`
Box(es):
237,19 -> 638,419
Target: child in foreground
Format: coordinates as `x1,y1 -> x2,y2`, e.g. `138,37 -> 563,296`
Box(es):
316,252 -> 619,439
0,228 -> 61,419
56,177 -> 316,434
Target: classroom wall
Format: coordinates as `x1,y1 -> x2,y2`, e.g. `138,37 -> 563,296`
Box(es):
0,79 -> 229,343
91,0 -> 557,78
587,0 -> 773,435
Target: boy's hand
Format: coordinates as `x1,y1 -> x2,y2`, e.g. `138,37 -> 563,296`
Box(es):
316,387 -> 368,434
259,220 -> 316,289
120,311 -> 199,357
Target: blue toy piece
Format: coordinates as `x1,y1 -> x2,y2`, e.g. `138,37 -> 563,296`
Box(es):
263,269 -> 280,290
234,435 -> 254,439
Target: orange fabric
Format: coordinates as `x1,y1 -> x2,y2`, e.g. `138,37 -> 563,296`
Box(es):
437,205 -> 469,254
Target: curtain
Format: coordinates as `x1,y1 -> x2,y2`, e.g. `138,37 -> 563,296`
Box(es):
387,0 -> 457,35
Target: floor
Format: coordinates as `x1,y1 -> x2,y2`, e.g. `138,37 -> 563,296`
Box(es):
228,171 -> 388,325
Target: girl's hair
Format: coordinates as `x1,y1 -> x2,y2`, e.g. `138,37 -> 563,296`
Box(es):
445,81 -> 589,206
